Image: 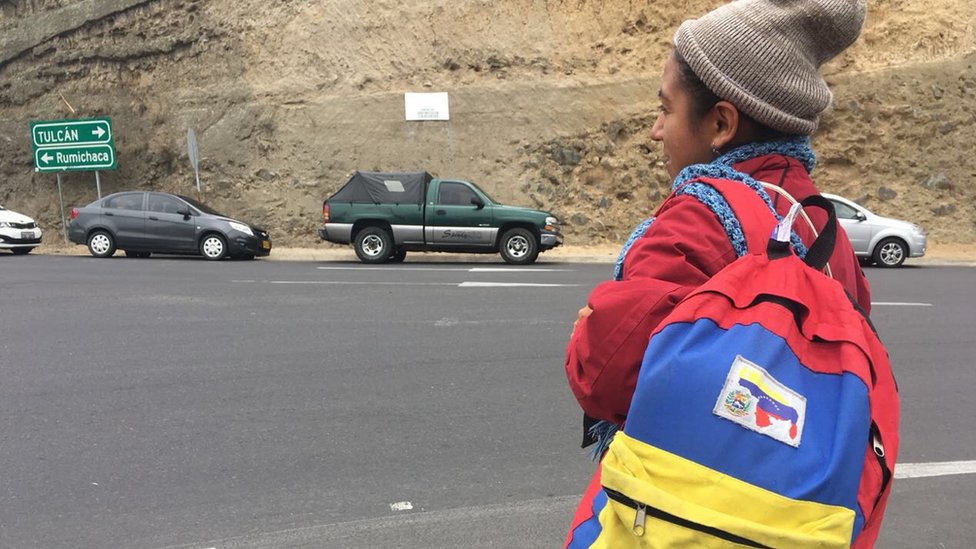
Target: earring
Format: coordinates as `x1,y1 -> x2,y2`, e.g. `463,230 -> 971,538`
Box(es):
710,145 -> 721,157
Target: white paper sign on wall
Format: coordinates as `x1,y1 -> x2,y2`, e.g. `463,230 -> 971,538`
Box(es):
404,92 -> 450,121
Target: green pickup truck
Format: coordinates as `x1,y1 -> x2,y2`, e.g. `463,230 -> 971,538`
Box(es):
318,171 -> 563,264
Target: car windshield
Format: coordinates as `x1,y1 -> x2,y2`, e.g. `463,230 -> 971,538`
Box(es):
177,195 -> 226,217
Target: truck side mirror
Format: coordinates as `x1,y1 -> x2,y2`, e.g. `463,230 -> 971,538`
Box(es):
471,196 -> 485,209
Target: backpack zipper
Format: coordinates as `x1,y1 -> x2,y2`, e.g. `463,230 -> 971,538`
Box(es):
603,487 -> 771,548
870,422 -> 892,511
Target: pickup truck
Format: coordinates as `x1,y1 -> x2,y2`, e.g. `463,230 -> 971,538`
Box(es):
318,171 -> 562,264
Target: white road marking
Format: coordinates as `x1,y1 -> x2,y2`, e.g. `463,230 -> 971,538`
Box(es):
459,281 -> 578,287
267,280 -> 457,286
895,460 -> 976,479
317,266 -> 479,272
872,302 -> 933,307
316,266 -> 571,272
233,280 -> 578,287
469,267 -> 572,272
389,501 -> 414,511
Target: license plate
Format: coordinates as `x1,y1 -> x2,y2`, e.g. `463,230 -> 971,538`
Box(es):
21,231 -> 33,239
261,240 -> 271,250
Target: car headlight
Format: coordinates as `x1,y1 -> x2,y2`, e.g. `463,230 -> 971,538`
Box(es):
228,221 -> 254,236
0,221 -> 11,228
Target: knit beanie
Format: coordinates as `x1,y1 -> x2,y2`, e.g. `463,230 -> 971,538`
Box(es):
673,0 -> 867,135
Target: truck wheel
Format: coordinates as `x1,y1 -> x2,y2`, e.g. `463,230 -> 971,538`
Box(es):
499,228 -> 539,265
354,227 -> 393,264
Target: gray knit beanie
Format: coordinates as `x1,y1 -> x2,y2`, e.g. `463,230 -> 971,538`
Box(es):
673,0 -> 867,135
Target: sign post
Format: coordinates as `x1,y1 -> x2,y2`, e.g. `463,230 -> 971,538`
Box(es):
187,128 -> 201,201
56,173 -> 67,243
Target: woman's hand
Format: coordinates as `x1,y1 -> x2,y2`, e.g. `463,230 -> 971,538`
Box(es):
573,305 -> 593,332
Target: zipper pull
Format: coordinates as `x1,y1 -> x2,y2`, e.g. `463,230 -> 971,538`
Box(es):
632,503 -> 647,536
872,431 -> 885,458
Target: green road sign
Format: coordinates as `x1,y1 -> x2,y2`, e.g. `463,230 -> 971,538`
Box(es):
30,117 -> 117,172
34,144 -> 116,171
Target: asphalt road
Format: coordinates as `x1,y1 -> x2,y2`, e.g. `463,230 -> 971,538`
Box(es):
1,253 -> 973,548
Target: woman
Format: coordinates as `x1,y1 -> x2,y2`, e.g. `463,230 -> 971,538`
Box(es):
565,0 -> 872,544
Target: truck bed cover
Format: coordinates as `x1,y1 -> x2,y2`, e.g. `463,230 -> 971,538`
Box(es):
328,171 -> 433,204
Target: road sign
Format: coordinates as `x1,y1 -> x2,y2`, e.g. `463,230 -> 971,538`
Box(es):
30,117 -> 117,172
34,144 -> 116,171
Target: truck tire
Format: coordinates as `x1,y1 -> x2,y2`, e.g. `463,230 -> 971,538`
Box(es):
354,227 -> 394,264
499,227 -> 539,265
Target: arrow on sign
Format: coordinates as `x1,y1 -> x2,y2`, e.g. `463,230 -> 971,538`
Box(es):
92,127 -> 106,138
41,152 -> 53,164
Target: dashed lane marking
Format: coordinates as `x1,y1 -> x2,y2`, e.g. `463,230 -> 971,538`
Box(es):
895,460 -> 976,479
316,266 -> 572,272
232,280 -> 578,287
459,281 -> 578,287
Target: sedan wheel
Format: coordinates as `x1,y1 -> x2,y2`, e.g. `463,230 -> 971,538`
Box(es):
873,237 -> 907,268
200,234 -> 228,260
87,230 -> 116,258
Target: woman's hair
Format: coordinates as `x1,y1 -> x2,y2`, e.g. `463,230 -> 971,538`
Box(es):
674,50 -> 789,142
673,50 -> 720,119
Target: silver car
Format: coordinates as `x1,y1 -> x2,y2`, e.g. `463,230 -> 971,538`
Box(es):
822,193 -> 926,268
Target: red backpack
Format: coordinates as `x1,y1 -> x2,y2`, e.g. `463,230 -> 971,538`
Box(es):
566,179 -> 899,548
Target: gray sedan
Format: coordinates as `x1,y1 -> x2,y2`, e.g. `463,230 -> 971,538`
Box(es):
68,191 -> 271,260
823,193 -> 926,268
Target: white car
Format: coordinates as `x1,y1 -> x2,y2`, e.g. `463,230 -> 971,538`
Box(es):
0,205 -> 43,255
822,193 -> 926,268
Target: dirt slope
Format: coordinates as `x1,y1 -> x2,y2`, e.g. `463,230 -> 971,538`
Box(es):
1,0 -> 973,248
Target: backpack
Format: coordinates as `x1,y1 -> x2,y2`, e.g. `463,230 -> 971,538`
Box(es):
566,179 -> 899,548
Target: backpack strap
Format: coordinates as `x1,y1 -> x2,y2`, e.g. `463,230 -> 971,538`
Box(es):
760,182 -> 833,278
793,194 -> 837,270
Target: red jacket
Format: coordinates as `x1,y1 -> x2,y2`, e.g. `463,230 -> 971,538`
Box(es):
565,154 -> 871,424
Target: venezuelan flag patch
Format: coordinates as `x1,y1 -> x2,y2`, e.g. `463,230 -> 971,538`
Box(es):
713,355 -> 807,447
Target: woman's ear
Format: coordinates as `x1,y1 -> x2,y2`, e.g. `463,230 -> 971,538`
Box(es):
709,100 -> 740,150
